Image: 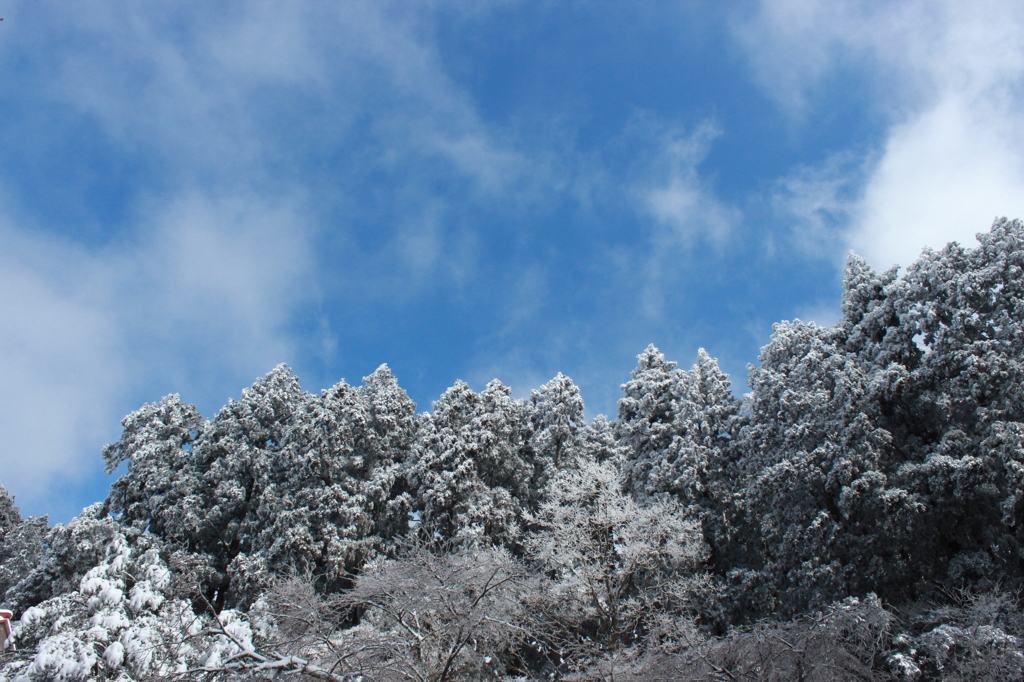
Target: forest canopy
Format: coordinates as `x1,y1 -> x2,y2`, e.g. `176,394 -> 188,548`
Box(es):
3,218 -> 1024,680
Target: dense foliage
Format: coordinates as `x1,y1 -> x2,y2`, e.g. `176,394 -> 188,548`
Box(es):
3,218 -> 1024,680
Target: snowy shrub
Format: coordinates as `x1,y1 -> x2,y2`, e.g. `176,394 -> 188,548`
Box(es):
526,460 -> 709,661
2,530 -> 206,681
282,541 -> 541,681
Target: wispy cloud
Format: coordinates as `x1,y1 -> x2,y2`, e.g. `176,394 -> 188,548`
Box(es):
771,150 -> 869,258
620,119 -> 740,317
0,187 -> 316,516
0,0 -> 537,517
637,120 -> 739,250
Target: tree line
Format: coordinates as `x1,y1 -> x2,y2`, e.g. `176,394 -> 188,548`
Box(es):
2,218 -> 1024,680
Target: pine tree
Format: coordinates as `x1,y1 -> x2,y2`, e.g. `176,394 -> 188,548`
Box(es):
643,349 -> 740,505
732,318 -> 917,615
529,372 -> 585,476
0,486 -> 23,543
0,515 -> 47,610
617,344 -> 688,496
411,379 -> 533,546
102,394 -> 205,543
250,365 -> 416,593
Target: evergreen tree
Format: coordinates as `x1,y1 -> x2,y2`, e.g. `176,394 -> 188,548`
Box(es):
529,372 -> 585,475
578,413 -> 623,465
0,515 -> 47,610
725,220 -> 1024,614
102,394 -> 205,545
0,485 -> 45,609
3,504 -> 123,616
250,365 -> 416,594
617,344 -> 688,495
0,485 -> 23,542
411,379 -> 533,546
733,318 -> 917,615
643,348 -> 740,506
887,218 -> 1024,588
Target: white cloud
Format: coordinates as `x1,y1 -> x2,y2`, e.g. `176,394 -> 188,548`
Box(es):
120,190 -> 316,377
739,0 -> 1024,269
0,224 -> 125,504
0,188 -> 317,517
0,0 -> 545,517
851,92 -> 1024,269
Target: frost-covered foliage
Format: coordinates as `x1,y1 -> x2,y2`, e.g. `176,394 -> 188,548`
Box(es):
530,373 -> 586,478
711,218 -> 1024,617
7,217 -> 1024,679
0,486 -> 23,542
250,364 -> 416,596
0,515 -> 47,610
3,504 -> 123,617
623,348 -> 740,506
1,526 -> 208,681
732,316 -> 919,616
566,594 -> 894,682
410,379 -> 537,546
884,589 -> 1024,681
330,542 -> 538,681
101,364 -> 416,609
527,460 -> 709,653
617,345 -> 688,494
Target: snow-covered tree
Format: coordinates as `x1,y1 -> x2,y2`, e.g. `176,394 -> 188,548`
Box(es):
103,363 -> 420,610
0,486 -> 22,542
530,373 -> 586,479
616,345 -> 688,496
101,366 -> 311,610
733,318 -> 920,615
2,531 -> 208,681
411,379 -> 534,546
640,349 -> 741,505
326,542 -> 538,681
250,365 -> 416,594
102,393 -> 205,543
0,515 -> 47,610
885,219 -> 1024,587
527,460 -> 708,653
3,504 -> 124,617
578,414 -> 622,465
724,220 -> 1024,615
0,483 -> 46,607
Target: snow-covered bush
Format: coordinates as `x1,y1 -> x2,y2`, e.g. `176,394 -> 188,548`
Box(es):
265,541 -> 541,681
2,529 -> 208,681
527,460 -> 709,660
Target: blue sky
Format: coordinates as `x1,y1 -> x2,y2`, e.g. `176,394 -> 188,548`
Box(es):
3,0 -> 1024,523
